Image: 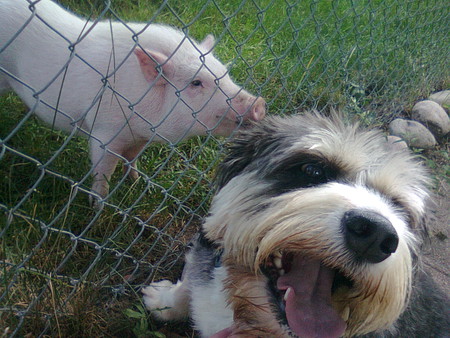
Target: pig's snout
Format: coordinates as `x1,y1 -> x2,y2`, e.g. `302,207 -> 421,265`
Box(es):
248,96 -> 266,121
231,95 -> 266,122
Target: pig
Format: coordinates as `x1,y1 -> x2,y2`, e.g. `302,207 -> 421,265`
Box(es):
0,0 -> 266,202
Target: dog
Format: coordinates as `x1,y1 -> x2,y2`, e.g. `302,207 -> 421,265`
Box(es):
142,113 -> 449,337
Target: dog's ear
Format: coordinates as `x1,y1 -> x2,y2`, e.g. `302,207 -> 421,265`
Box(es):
215,118 -> 283,189
215,137 -> 257,189
413,196 -> 434,245
215,113 -> 324,189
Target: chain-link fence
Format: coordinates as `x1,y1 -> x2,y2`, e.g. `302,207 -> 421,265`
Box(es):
1,0 -> 448,336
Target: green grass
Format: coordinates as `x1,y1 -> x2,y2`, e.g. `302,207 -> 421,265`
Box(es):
1,0 -> 449,336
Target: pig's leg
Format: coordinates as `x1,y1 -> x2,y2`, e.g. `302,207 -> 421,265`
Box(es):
0,75 -> 10,94
89,139 -> 121,202
122,142 -> 146,181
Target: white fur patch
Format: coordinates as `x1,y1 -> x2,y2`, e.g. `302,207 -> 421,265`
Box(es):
191,266 -> 233,337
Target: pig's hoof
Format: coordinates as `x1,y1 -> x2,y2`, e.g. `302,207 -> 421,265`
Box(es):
122,160 -> 140,181
129,169 -> 140,181
88,193 -> 104,209
123,163 -> 140,181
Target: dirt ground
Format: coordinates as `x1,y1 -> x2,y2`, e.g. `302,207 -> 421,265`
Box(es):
424,179 -> 450,296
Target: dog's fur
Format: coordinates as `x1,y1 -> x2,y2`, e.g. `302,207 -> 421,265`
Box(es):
143,113 -> 449,337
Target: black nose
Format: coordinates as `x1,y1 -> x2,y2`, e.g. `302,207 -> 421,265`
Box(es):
342,209 -> 399,263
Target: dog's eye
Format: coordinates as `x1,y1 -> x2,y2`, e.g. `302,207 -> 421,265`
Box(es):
267,160 -> 334,194
191,80 -> 203,87
301,164 -> 324,179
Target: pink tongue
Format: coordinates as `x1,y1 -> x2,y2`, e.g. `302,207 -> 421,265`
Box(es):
210,327 -> 233,338
277,255 -> 346,338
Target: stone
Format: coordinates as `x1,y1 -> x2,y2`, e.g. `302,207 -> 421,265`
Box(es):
429,90 -> 450,107
387,135 -> 408,151
411,100 -> 450,138
388,119 -> 437,149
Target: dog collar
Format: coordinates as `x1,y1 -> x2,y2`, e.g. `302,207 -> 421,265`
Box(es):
214,248 -> 224,267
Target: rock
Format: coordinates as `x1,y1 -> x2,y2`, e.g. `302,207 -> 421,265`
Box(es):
388,119 -> 437,149
387,135 -> 408,151
411,100 -> 450,138
429,90 -> 450,107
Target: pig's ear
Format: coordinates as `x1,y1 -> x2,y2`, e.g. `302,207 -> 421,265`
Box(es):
200,34 -> 215,51
134,48 -> 173,83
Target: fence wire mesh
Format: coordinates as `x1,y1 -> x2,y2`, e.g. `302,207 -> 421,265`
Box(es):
0,0 -> 448,336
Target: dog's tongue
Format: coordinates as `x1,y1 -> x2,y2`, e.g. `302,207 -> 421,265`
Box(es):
277,255 -> 346,338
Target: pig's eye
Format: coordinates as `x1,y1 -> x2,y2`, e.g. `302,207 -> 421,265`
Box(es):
190,80 -> 203,87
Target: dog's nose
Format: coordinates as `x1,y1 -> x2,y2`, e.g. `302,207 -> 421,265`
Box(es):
342,209 -> 399,263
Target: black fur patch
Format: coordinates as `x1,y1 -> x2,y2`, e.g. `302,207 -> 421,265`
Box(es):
265,154 -> 340,194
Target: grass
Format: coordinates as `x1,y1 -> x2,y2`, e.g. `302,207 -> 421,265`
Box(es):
1,0 -> 449,336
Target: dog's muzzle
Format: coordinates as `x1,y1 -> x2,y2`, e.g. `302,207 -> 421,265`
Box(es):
262,209 -> 400,337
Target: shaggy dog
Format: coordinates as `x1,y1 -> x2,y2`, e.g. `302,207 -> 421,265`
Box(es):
142,113 -> 449,337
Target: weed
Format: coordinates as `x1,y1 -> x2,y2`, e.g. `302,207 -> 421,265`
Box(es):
124,304 -> 166,338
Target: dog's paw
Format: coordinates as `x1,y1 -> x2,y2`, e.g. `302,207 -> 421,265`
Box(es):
142,280 -> 189,321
